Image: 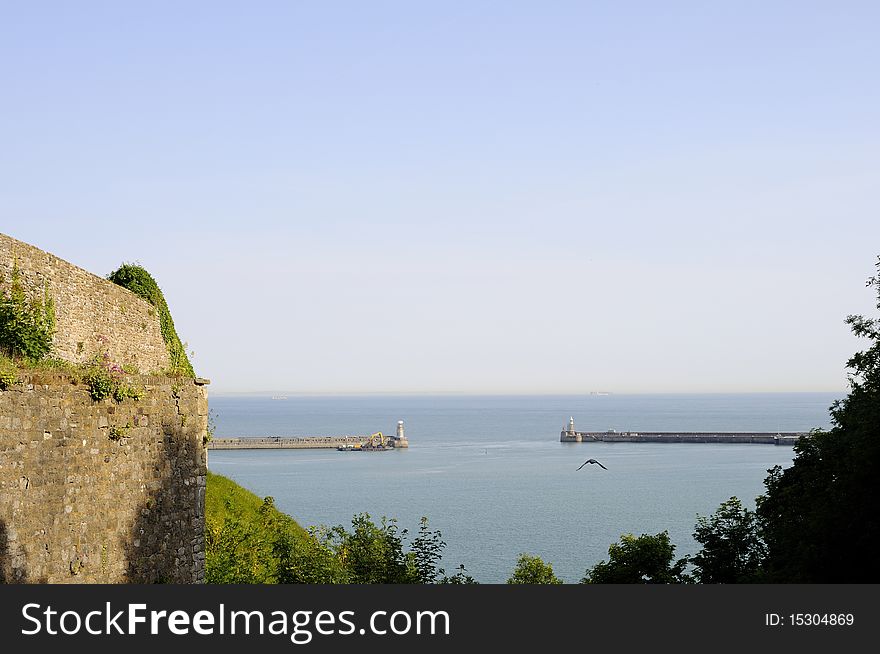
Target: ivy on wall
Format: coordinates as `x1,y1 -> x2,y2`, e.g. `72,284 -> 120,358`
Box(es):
108,264 -> 195,377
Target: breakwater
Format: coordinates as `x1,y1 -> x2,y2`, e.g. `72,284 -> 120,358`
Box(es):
561,417 -> 805,445
561,430 -> 804,445
209,436 -> 378,450
209,420 -> 410,450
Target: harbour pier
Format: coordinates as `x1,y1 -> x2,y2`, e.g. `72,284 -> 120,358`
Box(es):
208,420 -> 410,450
560,417 -> 806,445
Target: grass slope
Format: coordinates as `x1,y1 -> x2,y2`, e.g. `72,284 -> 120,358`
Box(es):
206,471 -> 305,533
205,472 -> 472,584
205,471 -> 312,583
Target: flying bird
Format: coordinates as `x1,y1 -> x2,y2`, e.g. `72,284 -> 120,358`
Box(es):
576,458 -> 608,471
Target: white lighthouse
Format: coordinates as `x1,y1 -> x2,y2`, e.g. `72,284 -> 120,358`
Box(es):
561,416 -> 582,442
393,419 -> 409,448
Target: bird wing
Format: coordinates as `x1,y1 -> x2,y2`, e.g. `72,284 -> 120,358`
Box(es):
576,461 -> 588,470
595,461 -> 608,470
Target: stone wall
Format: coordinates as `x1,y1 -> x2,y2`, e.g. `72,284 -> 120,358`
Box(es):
0,374 -> 208,583
0,232 -> 170,373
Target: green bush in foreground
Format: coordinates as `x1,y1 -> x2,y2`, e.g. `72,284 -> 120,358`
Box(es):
691,497 -> 765,583
507,554 -> 563,584
205,472 -> 475,584
581,531 -> 690,584
756,257 -> 880,582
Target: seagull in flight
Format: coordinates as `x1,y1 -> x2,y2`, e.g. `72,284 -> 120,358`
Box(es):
576,458 -> 608,471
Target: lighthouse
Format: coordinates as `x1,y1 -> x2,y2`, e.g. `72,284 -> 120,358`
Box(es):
393,419 -> 409,448
561,416 -> 582,442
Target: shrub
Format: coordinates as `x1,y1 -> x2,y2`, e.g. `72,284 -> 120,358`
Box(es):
507,554 -> 563,584
113,383 -> 143,402
204,409 -> 216,446
84,366 -> 115,401
0,355 -> 17,390
0,262 -> 55,361
108,423 -> 130,441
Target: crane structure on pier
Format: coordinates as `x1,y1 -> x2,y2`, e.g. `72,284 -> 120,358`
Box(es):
338,431 -> 390,451
363,431 -> 389,450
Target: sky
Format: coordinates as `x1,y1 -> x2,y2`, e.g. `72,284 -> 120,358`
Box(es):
1,1 -> 878,393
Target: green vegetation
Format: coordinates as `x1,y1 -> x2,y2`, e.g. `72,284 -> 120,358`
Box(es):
0,263 -> 86,391
206,471 -> 312,583
581,532 -> 689,584
0,261 -> 55,362
204,410 -> 216,446
691,497 -> 765,583
755,256 -> 880,582
113,381 -> 143,402
17,356 -> 79,376
0,352 -> 85,390
108,423 -> 131,441
0,355 -> 16,390
78,359 -> 143,403
0,346 -> 144,405
108,263 -> 194,377
205,472 -> 475,584
507,554 -> 563,584
84,365 -> 115,400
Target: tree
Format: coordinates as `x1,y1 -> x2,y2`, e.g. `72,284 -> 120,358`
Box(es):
581,531 -> 689,584
339,514 -> 414,583
691,497 -> 765,583
757,257 -> 880,582
409,517 -> 446,583
439,564 -> 478,584
507,554 -> 563,584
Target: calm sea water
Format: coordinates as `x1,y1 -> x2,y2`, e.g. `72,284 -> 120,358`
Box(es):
206,393 -> 838,583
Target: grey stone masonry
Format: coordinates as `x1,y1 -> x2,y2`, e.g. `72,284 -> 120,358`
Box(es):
0,232 -> 170,373
0,374 -> 207,583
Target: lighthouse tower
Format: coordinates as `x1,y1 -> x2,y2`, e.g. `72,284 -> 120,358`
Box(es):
561,416 -> 582,442
393,419 -> 409,448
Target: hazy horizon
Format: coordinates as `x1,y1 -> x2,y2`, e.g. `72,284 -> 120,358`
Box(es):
207,389 -> 845,397
3,2 -> 878,394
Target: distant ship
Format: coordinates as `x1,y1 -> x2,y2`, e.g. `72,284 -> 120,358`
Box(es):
589,391 -> 611,396
271,396 -> 288,400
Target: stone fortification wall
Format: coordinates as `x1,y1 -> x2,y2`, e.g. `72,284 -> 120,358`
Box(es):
0,232 -> 170,372
0,374 -> 208,583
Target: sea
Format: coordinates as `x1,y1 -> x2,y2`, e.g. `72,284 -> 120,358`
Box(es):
205,392 -> 838,583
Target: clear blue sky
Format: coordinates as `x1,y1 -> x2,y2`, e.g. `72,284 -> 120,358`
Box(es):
2,1 -> 878,393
